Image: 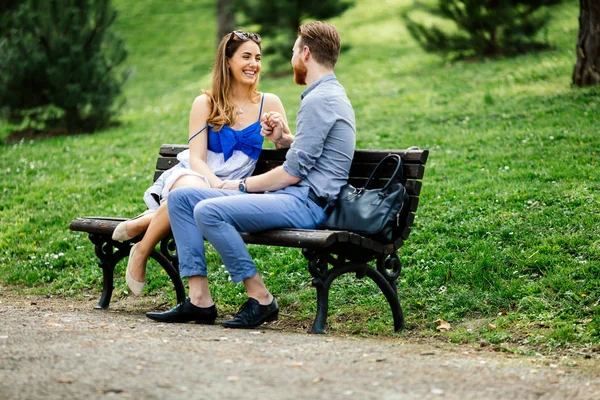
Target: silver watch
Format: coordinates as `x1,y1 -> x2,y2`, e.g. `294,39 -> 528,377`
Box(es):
238,179 -> 247,193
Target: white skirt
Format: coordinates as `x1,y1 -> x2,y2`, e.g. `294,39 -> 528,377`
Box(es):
143,149 -> 258,209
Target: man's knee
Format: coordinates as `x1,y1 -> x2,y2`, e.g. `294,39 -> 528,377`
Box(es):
194,200 -> 223,228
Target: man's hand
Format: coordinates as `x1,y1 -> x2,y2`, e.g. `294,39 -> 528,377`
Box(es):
220,179 -> 241,191
261,112 -> 288,145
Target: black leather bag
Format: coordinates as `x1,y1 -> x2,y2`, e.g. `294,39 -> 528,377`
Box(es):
323,154 -> 409,244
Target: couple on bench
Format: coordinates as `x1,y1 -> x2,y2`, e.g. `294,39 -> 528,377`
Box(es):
112,21 -> 356,329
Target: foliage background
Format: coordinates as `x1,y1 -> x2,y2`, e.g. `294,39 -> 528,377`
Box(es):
0,0 -> 129,133
0,0 -> 598,350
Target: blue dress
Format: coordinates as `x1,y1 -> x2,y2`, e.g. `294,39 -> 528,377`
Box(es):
143,95 -> 265,210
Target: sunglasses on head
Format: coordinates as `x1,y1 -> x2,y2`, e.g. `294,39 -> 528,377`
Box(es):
230,30 -> 261,43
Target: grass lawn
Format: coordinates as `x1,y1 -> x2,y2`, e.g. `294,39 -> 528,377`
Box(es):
1,0 -> 598,351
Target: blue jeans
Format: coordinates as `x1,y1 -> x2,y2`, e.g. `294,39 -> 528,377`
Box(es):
167,185 -> 327,283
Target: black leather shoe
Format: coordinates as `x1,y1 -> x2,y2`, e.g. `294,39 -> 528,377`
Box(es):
146,298 -> 217,324
221,297 -> 278,329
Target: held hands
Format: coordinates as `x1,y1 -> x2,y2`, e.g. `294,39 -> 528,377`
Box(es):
260,112 -> 289,145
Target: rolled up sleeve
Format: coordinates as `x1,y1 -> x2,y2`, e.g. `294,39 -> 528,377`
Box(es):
283,96 -> 336,179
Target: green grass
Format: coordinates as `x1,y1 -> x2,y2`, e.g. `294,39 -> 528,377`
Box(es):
1,0 -> 599,350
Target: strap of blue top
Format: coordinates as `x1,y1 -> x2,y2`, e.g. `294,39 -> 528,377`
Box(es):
188,95 -> 263,143
188,125 -> 208,143
258,94 -> 265,121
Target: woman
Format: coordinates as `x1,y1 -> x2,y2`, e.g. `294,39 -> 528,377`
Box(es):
112,30 -> 289,295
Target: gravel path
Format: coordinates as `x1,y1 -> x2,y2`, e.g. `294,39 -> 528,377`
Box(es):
1,293 -> 599,400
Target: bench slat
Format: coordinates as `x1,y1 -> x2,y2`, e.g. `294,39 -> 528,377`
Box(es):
70,218 -> 351,249
156,157 -> 426,181
159,145 -> 429,164
347,179 -> 422,195
69,217 -> 406,254
408,196 -> 419,212
240,229 -> 348,248
153,169 -> 424,196
69,217 -> 127,235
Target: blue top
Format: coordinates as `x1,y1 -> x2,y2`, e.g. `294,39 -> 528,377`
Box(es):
188,94 -> 265,162
282,74 -> 356,203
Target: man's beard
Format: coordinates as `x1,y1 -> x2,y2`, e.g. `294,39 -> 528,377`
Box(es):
293,58 -> 307,85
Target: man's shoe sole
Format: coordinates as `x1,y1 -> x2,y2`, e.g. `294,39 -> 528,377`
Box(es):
221,309 -> 279,329
146,313 -> 217,324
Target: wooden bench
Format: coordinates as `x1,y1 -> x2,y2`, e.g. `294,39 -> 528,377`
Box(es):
69,144 -> 429,333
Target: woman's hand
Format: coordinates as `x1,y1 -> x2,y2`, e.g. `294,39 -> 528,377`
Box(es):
260,112 -> 288,145
220,179 -> 241,191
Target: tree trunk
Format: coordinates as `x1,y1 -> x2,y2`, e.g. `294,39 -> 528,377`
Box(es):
217,0 -> 235,46
573,0 -> 600,86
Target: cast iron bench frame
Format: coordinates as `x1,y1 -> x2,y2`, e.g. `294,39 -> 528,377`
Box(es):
69,144 -> 428,333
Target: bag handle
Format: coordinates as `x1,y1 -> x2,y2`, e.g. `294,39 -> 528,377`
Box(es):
363,153 -> 404,193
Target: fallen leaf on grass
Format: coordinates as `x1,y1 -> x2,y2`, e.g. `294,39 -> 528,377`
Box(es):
435,319 -> 451,332
488,324 -> 497,330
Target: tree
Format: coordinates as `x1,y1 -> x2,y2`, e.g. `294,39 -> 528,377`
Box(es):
403,0 -> 565,59
234,0 -> 354,74
217,0 -> 235,45
0,0 -> 22,36
573,0 -> 600,86
0,0 -> 129,134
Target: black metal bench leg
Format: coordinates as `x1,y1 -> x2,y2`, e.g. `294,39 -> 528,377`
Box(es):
365,268 -> 404,332
304,249 -> 331,334
96,263 -> 114,309
310,278 -> 330,334
377,253 -> 404,331
89,234 -> 129,309
304,249 -> 405,333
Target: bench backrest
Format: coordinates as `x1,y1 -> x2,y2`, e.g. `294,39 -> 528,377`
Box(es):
155,144 -> 428,243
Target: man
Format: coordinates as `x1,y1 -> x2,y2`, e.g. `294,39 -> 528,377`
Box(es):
146,21 -> 356,328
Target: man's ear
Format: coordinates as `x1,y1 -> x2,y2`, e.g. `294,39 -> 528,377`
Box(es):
303,46 -> 311,61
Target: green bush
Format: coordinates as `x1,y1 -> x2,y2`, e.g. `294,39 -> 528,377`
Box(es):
403,0 -> 565,59
0,0 -> 129,134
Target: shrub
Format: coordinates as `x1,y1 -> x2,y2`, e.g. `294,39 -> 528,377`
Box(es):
403,0 -> 565,59
0,0 -> 129,134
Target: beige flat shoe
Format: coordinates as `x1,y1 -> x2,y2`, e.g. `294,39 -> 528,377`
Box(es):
126,243 -> 146,296
112,209 -> 155,242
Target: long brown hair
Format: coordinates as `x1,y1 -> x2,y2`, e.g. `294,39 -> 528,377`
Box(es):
202,31 -> 262,131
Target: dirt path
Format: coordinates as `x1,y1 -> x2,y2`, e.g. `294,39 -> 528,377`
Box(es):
1,293 -> 599,400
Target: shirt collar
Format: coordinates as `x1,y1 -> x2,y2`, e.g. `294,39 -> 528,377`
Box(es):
300,73 -> 337,100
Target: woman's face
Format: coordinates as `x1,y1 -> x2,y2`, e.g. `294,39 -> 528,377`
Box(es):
228,41 -> 261,85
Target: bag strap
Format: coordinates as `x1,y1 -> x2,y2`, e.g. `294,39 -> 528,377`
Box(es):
363,153 -> 404,193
